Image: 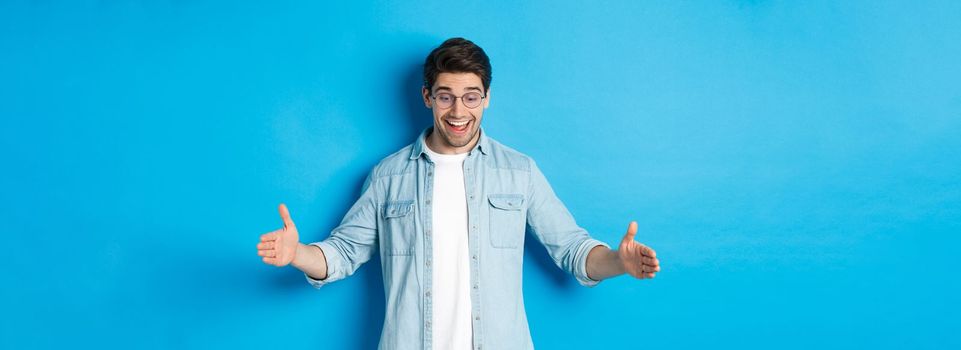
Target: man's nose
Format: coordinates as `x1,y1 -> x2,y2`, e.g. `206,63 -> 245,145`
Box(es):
449,98 -> 465,116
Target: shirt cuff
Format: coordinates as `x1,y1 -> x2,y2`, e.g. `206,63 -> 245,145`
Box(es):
303,241 -> 342,289
574,239 -> 610,287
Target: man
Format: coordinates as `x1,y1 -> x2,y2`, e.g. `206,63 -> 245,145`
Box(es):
257,37 -> 660,350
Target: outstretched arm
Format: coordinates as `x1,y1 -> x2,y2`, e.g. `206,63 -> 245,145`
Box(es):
586,221 -> 660,281
257,203 -> 329,280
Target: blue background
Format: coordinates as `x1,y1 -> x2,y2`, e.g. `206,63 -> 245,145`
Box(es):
2,1 -> 959,349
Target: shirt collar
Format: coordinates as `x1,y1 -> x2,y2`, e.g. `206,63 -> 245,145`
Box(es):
409,126 -> 490,160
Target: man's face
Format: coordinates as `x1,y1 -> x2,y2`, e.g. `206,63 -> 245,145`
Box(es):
421,72 -> 490,154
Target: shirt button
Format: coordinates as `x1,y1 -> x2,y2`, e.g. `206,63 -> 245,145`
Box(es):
475,316 -> 480,321
426,199 -> 431,205
426,291 -> 431,298
473,284 -> 478,289
426,260 -> 431,267
472,255 -> 477,260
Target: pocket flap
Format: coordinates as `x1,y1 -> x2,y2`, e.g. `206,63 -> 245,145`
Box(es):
488,194 -> 524,210
384,200 -> 413,218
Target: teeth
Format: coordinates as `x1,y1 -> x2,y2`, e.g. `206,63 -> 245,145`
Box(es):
447,120 -> 469,127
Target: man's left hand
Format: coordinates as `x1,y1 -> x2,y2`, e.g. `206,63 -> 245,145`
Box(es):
618,221 -> 660,279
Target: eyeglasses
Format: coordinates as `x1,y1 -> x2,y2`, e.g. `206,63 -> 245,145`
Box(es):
430,91 -> 486,109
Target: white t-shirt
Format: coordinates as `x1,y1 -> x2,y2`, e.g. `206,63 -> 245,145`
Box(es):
424,144 -> 473,350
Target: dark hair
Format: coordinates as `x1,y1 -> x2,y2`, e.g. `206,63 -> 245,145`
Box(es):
423,37 -> 492,93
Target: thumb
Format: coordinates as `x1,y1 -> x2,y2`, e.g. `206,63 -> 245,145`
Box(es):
278,203 -> 295,228
622,221 -> 638,243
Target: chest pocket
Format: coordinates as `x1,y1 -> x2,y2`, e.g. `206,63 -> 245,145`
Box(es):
383,200 -> 414,256
488,194 -> 525,248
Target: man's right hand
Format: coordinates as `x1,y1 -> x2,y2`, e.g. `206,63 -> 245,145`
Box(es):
257,203 -> 300,267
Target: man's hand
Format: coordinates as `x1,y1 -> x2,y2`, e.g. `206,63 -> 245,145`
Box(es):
257,203 -> 300,267
618,221 -> 660,279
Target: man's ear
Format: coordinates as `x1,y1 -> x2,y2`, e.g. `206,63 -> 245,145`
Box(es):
422,87 -> 432,108
484,88 -> 491,109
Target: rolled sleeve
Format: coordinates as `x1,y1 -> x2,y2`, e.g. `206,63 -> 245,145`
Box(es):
527,158 -> 612,288
572,239 -> 610,287
303,170 -> 380,289
303,241 -> 346,289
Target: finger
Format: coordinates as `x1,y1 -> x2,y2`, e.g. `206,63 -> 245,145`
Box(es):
642,263 -> 659,273
645,272 -> 656,279
643,258 -> 660,273
631,262 -> 651,278
628,251 -> 655,268
262,257 -> 278,265
278,203 -> 294,228
622,221 -> 638,243
257,241 -> 274,250
257,249 -> 276,258
640,245 -> 656,258
260,230 -> 280,241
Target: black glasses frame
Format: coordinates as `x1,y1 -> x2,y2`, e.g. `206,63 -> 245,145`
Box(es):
430,91 -> 487,109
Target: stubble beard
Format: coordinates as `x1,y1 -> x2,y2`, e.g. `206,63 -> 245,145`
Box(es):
442,122 -> 478,148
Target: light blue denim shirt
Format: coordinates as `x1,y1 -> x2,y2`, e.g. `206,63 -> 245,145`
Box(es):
306,127 -> 609,350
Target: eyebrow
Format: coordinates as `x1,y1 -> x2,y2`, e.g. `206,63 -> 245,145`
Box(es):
434,86 -> 483,93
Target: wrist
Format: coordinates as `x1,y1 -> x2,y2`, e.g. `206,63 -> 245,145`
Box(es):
612,249 -> 627,274
292,243 -> 311,268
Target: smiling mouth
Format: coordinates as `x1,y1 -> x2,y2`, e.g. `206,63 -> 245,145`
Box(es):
445,118 -> 471,134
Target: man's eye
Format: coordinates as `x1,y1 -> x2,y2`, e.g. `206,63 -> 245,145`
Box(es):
465,95 -> 479,103
438,95 -> 452,102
